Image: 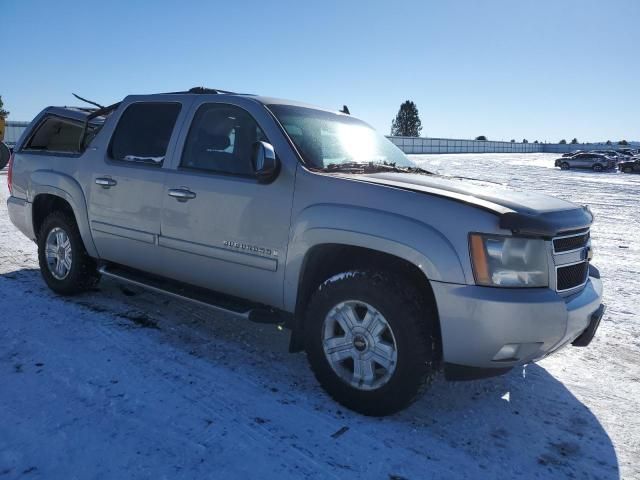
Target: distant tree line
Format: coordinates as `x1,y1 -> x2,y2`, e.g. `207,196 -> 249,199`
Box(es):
389,101 -> 632,146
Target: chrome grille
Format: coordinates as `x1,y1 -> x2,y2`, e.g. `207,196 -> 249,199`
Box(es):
553,230 -> 590,253
556,261 -> 589,292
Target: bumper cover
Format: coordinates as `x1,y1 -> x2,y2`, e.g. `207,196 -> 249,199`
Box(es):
432,274 -> 603,380
7,196 -> 35,241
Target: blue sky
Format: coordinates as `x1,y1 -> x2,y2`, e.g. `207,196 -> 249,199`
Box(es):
2,0 -> 638,142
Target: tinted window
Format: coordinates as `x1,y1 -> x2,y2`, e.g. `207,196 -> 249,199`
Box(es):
110,103 -> 181,165
25,117 -> 84,153
180,103 -> 268,175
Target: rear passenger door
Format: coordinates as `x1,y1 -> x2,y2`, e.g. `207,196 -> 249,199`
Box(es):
86,100 -> 190,274
158,99 -> 296,308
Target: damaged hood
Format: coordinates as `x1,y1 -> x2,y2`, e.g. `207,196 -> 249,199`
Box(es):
342,172 -> 593,237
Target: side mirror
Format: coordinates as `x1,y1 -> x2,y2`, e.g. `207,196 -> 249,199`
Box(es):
251,141 -> 279,183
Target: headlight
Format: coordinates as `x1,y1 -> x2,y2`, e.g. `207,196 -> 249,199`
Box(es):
469,234 -> 549,287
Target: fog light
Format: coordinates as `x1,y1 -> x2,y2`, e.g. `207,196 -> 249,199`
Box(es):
493,344 -> 520,361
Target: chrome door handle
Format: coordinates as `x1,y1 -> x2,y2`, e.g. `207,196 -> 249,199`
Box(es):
168,188 -> 197,201
95,177 -> 117,188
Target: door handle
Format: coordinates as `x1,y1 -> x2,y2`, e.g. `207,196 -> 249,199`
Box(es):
95,177 -> 117,188
168,188 -> 197,201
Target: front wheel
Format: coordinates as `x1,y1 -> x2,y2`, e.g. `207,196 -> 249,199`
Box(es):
304,270 -> 438,416
37,211 -> 100,295
593,164 -> 603,172
560,162 -> 570,170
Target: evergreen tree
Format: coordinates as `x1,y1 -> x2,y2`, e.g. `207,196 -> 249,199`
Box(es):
559,139 -> 567,144
390,101 -> 422,137
606,140 -> 612,145
0,96 -> 8,118
570,138 -> 578,144
522,139 -> 528,143
619,139 -> 629,145
475,135 -> 487,141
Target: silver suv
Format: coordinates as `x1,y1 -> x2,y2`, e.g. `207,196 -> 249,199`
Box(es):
555,152 -> 617,171
6,88 -> 604,415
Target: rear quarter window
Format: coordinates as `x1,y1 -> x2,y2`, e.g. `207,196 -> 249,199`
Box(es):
24,117 -> 84,154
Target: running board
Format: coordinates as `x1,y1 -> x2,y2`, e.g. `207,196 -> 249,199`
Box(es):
98,264 -> 285,324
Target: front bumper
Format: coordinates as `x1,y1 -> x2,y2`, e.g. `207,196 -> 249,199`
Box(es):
431,272 -> 603,380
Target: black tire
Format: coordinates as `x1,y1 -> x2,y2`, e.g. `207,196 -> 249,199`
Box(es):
37,211 -> 100,295
623,167 -> 632,173
560,162 -> 570,170
593,164 -> 603,172
304,270 -> 437,416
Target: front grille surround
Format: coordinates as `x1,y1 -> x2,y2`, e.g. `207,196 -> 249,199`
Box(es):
551,228 -> 591,293
555,260 -> 589,292
552,230 -> 590,254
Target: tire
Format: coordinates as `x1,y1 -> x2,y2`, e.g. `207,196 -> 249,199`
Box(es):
560,162 -> 570,170
593,164 -> 603,172
37,211 -> 100,295
304,270 -> 437,416
623,167 -> 632,173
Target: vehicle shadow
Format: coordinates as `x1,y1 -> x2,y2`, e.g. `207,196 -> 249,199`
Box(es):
0,268 -> 620,479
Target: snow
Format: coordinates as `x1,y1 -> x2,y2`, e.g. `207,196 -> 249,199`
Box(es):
0,153 -> 638,479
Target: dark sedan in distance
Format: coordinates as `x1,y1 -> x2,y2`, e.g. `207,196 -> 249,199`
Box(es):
619,158 -> 640,173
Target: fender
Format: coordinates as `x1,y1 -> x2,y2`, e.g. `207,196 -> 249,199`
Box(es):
28,170 -> 99,258
283,203 -> 466,312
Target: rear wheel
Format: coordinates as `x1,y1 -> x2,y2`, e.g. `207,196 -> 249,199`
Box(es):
37,211 -> 100,295
593,164 -> 603,172
304,270 -> 437,416
560,162 -> 570,170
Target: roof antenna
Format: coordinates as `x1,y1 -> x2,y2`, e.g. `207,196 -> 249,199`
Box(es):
72,93 -> 105,109
340,105 -> 350,115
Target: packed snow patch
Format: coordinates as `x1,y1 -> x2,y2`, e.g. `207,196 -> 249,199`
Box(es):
0,154 -> 638,479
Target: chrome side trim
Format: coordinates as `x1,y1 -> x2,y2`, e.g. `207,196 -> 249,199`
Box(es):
91,221 -> 155,244
158,236 -> 278,272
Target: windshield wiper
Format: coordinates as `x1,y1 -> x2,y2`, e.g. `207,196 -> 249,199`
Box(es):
323,162 -> 433,175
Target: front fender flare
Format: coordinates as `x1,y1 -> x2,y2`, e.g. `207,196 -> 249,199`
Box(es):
283,204 -> 466,312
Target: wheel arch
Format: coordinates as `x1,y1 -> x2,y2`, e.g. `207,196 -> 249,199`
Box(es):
29,171 -> 98,258
288,243 -> 443,361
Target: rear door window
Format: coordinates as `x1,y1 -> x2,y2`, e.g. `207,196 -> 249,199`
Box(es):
110,103 -> 181,166
24,117 -> 84,153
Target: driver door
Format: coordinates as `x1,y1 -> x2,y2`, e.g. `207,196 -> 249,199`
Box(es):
158,100 -> 295,308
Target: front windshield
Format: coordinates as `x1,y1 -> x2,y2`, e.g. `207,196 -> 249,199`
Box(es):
268,104 -> 416,170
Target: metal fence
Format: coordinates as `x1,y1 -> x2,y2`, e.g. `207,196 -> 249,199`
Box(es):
387,136 -> 638,155
2,121 -> 30,147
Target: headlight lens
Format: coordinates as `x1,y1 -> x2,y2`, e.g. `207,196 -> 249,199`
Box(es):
469,234 -> 549,287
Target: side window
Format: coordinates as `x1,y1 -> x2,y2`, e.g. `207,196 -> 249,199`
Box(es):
180,103 -> 268,176
24,117 -> 84,153
110,103 -> 181,165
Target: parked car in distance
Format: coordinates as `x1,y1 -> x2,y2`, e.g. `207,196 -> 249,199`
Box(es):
7,87 -> 605,415
0,142 -> 10,170
555,152 -> 617,171
591,150 -> 623,163
619,158 -> 640,173
561,150 -> 582,157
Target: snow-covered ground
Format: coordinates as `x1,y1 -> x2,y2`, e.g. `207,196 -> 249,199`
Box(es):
0,154 -> 638,479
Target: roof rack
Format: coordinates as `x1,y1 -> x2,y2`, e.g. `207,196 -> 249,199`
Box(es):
163,87 -> 236,95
